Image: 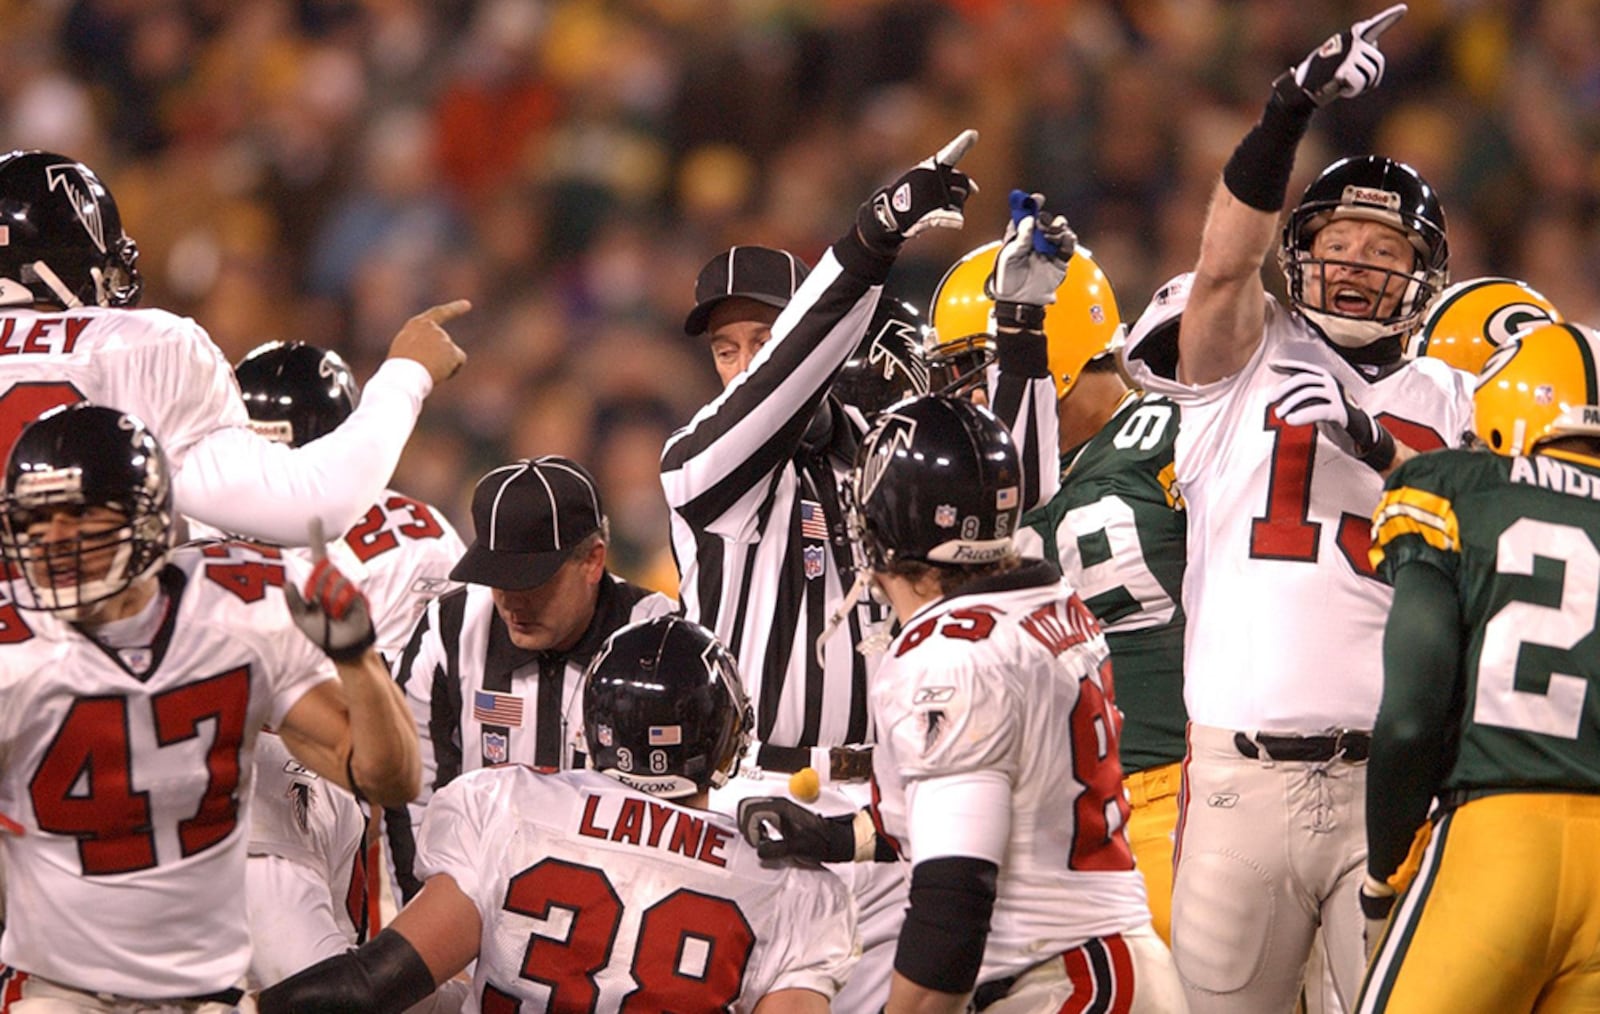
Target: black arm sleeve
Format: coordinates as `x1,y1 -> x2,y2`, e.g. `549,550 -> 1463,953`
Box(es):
1368,562 -> 1463,882
257,928 -> 438,1014
893,855 -> 999,994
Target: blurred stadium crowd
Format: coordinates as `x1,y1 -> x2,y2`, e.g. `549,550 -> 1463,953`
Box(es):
4,0 -> 1596,591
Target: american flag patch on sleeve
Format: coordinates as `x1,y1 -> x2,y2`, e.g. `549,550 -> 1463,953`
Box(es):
800,499 -> 830,541
473,690 -> 524,727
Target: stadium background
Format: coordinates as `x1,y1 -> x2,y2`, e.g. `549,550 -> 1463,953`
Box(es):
4,0 -> 1596,592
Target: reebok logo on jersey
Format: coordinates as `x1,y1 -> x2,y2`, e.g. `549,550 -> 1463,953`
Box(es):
913,686 -> 955,705
1208,793 -> 1239,808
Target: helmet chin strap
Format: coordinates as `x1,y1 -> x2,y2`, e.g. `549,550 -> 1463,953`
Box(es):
29,261 -> 82,308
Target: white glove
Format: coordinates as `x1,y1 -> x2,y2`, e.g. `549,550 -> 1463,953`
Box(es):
988,190 -> 1075,311
1266,360 -> 1396,471
856,129 -> 980,254
1288,3 -> 1407,106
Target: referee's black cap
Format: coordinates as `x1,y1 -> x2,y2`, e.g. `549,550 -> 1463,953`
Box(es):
683,245 -> 811,336
450,456 -> 604,591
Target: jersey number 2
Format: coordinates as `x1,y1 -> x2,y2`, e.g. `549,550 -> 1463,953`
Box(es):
484,858 -> 756,1012
29,668 -> 251,875
1475,518 -> 1597,739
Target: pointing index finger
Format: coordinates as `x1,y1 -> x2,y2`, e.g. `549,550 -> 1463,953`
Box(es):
417,299 -> 473,325
307,517 -> 327,563
934,128 -> 979,168
1358,3 -> 1407,41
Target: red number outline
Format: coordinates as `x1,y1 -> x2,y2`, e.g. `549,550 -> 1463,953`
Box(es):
29,669 -> 252,875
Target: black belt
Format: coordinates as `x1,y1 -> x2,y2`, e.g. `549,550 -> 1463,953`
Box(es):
1234,730 -> 1370,763
187,987 -> 245,1006
755,743 -> 874,782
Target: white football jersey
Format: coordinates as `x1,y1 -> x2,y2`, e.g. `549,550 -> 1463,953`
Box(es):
246,732 -> 368,988
0,542 -> 336,998
416,766 -> 858,1012
869,562 -> 1152,985
194,488 -> 465,658
0,306 -> 242,467
1124,296 -> 1474,730
0,305 -> 435,545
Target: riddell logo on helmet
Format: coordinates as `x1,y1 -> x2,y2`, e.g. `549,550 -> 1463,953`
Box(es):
1342,186 -> 1402,211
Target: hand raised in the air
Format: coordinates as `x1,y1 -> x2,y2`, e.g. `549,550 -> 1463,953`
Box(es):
1285,3 -> 1406,107
988,190 -> 1076,323
386,299 -> 470,385
285,520 -> 377,663
855,129 -> 980,256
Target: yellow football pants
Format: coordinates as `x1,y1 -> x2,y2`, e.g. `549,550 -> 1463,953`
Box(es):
1359,792 -> 1600,1013
1124,762 -> 1180,945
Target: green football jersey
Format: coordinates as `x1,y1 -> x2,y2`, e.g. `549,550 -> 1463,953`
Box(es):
1373,448 -> 1600,794
1023,392 -> 1188,772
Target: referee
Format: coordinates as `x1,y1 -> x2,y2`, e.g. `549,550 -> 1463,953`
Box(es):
384,455 -> 673,899
659,131 -> 1060,1009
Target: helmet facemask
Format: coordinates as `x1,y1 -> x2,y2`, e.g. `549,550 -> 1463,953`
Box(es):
1280,157 -> 1449,349
2,494 -> 170,621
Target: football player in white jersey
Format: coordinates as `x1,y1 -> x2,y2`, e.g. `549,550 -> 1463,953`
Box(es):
1117,6 -> 1473,1013
226,341 -> 464,986
743,395 -> 1186,1014
0,149 -> 467,546
0,404 -> 420,1010
257,615 -> 857,1013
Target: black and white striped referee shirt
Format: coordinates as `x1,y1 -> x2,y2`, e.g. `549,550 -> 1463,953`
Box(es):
383,571 -> 673,899
660,235 -> 1059,771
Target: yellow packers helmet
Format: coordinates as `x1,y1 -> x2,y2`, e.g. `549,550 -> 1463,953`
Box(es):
1411,276 -> 1562,374
1474,322 -> 1600,456
927,240 -> 1121,400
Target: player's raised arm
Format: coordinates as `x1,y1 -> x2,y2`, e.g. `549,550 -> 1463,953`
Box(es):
278,525 -> 422,807
172,300 -> 469,544
1182,4 -> 1407,385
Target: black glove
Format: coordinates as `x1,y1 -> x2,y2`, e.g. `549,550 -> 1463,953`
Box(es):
1267,360 -> 1397,471
1360,876 -> 1398,961
736,797 -> 856,863
287,558 -> 377,663
988,190 -> 1076,331
1282,3 -> 1406,108
855,129 -> 979,256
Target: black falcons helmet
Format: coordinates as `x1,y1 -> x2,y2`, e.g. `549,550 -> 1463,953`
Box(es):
1,403 -> 173,618
833,298 -> 931,419
234,342 -> 360,447
0,151 -> 141,309
583,616 -> 752,800
848,394 -> 1022,570
1279,155 -> 1449,344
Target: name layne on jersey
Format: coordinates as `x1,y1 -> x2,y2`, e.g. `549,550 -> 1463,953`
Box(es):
414,766 -> 857,1011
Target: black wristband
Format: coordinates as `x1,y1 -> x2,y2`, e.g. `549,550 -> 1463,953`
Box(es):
325,626 -> 376,665
1358,424 -> 1397,473
1222,71 -> 1317,212
835,225 -> 897,285
993,301 -> 1047,332
258,928 -> 436,1014
1359,886 -> 1397,920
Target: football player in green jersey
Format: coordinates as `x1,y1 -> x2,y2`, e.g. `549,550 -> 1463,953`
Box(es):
1362,321 -> 1600,1012
931,241 -> 1188,944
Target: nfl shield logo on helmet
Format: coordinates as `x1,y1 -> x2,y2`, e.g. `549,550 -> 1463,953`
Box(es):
596,724 -> 614,747
803,545 -> 825,580
934,504 -> 958,528
482,731 -> 509,765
